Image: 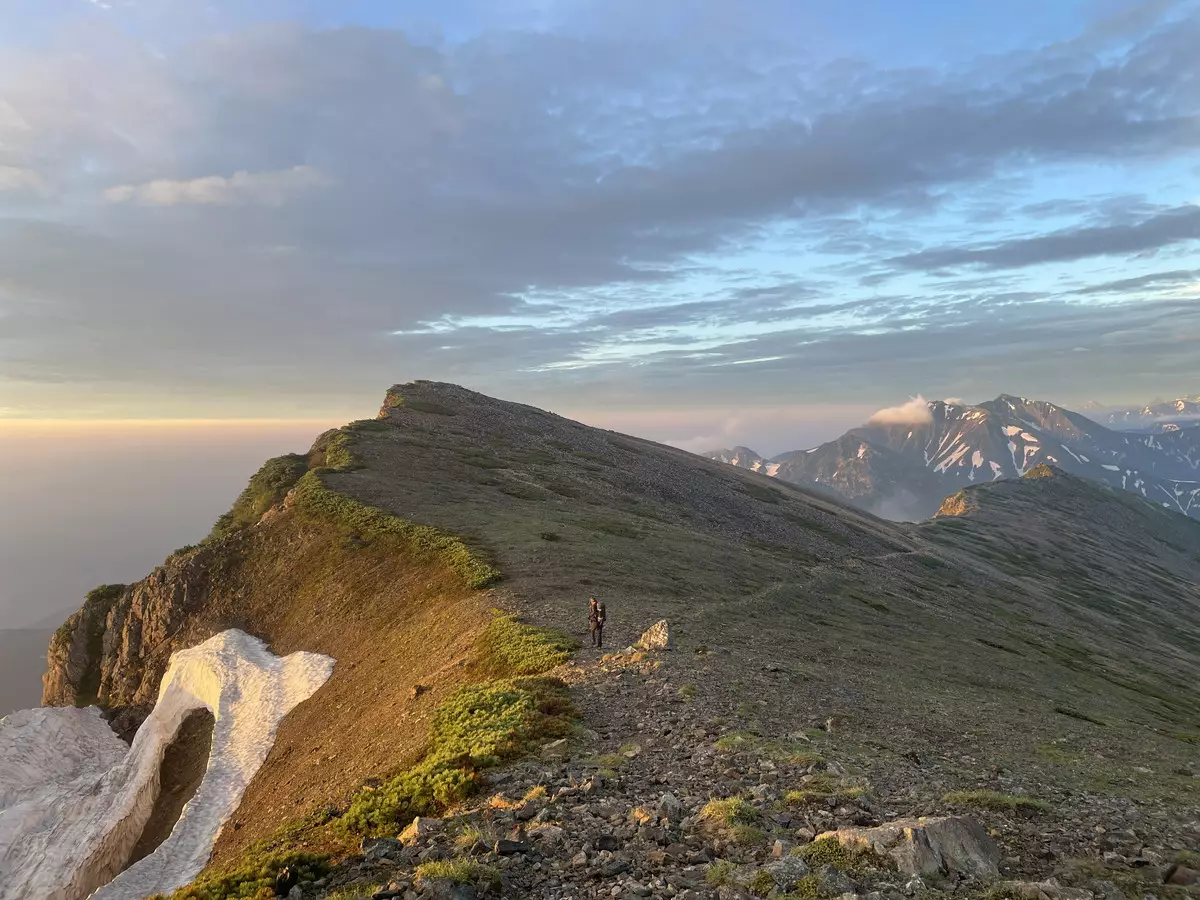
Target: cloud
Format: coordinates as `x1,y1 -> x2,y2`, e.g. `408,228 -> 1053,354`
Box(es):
0,2 -> 1197,418
868,396 -> 934,426
889,204 -> 1200,272
0,166 -> 47,195
1068,269 -> 1200,295
103,166 -> 333,206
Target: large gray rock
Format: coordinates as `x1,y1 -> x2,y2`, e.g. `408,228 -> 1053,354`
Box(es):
636,620 -> 673,651
762,856 -> 811,891
816,816 -> 1000,879
398,815 -> 442,845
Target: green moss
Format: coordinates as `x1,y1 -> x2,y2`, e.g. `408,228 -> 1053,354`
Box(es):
780,874 -> 823,900
209,454 -> 309,540
785,773 -> 867,805
699,797 -> 762,828
291,471 -> 500,589
153,851 -> 329,899
340,677 -> 574,834
415,859 -> 501,891
793,836 -> 894,876
747,868 -> 777,896
942,790 -> 1052,814
476,614 -> 578,676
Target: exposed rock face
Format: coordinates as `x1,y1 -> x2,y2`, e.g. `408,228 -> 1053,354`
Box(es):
43,584 -> 126,708
636,620 -> 672,651
43,548 -> 225,712
816,816 -> 1001,878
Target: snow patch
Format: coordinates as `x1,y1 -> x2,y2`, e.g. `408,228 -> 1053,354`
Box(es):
971,450 -> 984,468
0,630 -> 334,900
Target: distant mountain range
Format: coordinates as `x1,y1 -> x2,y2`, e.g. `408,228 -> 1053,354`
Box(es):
1101,395 -> 1200,432
707,393 -> 1200,521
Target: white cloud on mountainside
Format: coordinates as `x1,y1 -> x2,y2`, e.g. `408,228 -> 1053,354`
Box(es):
868,396 -> 934,426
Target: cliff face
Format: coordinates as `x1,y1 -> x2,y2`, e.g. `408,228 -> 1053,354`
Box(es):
43,549 -> 226,712
43,584 -> 126,708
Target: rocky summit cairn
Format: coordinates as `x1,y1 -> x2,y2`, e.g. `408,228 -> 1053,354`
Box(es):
817,815 -> 1001,878
635,620 -> 672,651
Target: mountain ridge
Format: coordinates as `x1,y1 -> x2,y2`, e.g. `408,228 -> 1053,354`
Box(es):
707,394 -> 1200,521
31,382 -> 1200,899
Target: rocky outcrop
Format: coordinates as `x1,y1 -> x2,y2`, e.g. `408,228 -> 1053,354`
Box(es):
816,816 -> 1001,878
635,620 -> 672,651
43,546 -> 227,712
43,584 -> 126,707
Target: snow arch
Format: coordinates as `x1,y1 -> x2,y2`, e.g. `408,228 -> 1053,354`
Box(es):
0,630 -> 334,900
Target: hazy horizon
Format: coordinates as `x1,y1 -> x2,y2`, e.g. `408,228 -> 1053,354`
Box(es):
3,380 -> 1194,631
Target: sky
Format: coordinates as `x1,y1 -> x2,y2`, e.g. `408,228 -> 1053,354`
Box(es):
1,0 -> 1199,627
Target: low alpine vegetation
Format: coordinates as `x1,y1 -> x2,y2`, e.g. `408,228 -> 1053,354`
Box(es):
477,614 -> 579,676
942,790 -> 1052,814
152,851 -> 329,900
414,859 -> 501,892
785,772 -> 868,805
792,836 -> 895,876
341,677 -> 574,834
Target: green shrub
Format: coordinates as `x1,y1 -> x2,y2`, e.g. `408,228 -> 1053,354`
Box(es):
291,472 -> 500,589
793,836 -> 894,876
477,614 -> 579,676
942,790 -> 1051,814
209,454 -> 309,540
706,860 -> 737,887
699,797 -> 762,828
340,677 -> 574,834
154,851 -> 329,899
416,859 -> 501,891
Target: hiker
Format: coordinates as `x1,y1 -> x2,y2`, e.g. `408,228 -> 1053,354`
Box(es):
590,600 -> 607,648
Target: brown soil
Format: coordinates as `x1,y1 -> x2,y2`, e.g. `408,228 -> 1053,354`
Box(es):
204,508 -> 494,864
127,708 -> 215,866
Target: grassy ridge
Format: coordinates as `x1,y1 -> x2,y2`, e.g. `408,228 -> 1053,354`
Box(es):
291,470 -> 500,589
200,424 -> 500,590
208,454 -> 310,541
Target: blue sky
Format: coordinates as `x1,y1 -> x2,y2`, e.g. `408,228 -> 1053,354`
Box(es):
0,0 -> 1197,452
